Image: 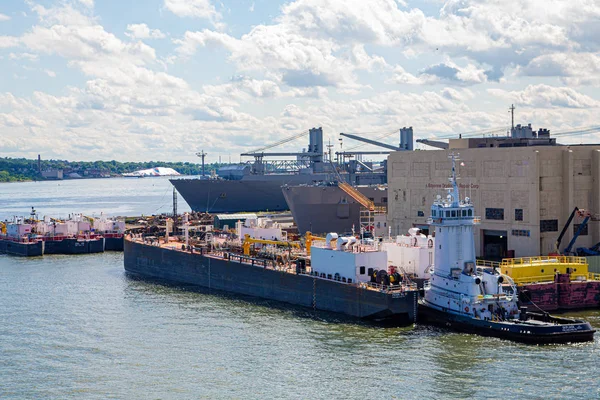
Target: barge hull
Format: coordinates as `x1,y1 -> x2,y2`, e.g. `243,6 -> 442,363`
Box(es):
44,238 -> 105,255
124,239 -> 417,323
0,240 -> 44,257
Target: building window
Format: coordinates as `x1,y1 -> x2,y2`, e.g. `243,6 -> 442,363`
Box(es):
359,266 -> 366,275
540,219 -> 558,233
382,197 -> 388,203
515,209 -> 523,221
485,208 -> 504,220
432,210 -> 436,217
511,229 -> 531,237
417,210 -> 425,217
574,224 -> 589,236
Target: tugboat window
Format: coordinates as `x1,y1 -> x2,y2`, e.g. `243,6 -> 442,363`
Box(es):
468,209 -> 472,216
359,266 -> 365,275
451,210 -> 456,218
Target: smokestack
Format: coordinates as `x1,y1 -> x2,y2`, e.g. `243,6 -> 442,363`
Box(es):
37,154 -> 41,172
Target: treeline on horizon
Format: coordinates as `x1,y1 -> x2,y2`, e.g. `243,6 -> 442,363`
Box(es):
0,157 -> 228,182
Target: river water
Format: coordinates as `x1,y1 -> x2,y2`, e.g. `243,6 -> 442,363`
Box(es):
1,178 -> 599,399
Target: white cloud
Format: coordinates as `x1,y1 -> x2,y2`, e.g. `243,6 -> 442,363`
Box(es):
125,23 -> 166,40
488,84 -> 600,109
0,36 -> 20,48
44,69 -> 56,77
76,0 -> 94,8
163,0 -> 222,27
9,52 -> 39,61
0,13 -> 10,21
520,53 -> 600,86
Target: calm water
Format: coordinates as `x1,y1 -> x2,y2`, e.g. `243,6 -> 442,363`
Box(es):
0,177 -> 191,221
1,179 -> 599,399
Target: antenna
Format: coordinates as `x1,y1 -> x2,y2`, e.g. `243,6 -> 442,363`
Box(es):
326,139 -> 333,162
196,150 -> 207,176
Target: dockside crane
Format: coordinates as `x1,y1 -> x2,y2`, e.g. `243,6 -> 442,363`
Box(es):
415,139 -> 449,149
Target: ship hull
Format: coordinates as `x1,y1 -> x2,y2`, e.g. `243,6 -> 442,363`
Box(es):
418,301 -> 595,344
0,239 -> 44,257
124,238 -> 417,323
171,173 -> 386,214
282,185 -> 388,234
105,236 -> 124,251
43,238 -> 105,255
171,175 -> 322,213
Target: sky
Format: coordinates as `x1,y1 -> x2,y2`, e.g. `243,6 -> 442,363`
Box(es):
0,0 -> 599,163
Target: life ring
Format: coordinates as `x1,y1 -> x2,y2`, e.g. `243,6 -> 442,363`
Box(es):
427,239 -> 433,248
464,306 -> 469,313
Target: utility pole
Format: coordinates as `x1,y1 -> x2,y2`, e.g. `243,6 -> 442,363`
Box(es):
509,104 -> 515,133
196,150 -> 207,177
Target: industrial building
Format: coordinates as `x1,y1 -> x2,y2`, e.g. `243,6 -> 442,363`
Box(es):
388,138 -> 600,259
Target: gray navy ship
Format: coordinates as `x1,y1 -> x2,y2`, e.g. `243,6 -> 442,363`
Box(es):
282,184 -> 389,235
171,127 -> 413,213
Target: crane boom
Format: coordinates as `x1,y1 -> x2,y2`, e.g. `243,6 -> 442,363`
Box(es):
340,132 -> 400,151
416,139 -> 449,149
243,129 -> 309,155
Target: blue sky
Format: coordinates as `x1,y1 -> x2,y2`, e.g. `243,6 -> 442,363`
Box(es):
1,0 -> 599,162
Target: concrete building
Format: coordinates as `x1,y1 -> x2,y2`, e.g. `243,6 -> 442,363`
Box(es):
388,145 -> 600,259
41,169 -> 63,180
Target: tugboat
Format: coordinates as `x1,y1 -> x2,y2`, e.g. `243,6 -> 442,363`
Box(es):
419,155 -> 595,344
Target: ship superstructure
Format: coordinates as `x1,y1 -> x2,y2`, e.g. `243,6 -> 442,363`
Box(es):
171,127 -> 412,213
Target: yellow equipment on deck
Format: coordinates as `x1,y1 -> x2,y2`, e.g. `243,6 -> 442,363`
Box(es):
242,234 -> 300,256
480,256 -> 597,285
305,231 -> 326,256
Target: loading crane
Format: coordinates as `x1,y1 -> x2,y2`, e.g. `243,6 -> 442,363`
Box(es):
242,234 -> 300,256
339,132 -> 401,151
554,207 -> 591,255
416,139 -> 449,149
305,231 -> 326,256
241,129 -> 309,156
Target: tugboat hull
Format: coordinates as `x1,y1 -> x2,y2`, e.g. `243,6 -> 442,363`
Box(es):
419,302 -> 595,344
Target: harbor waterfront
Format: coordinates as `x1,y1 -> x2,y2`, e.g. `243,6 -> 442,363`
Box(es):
1,252 -> 600,399
1,177 -> 600,399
